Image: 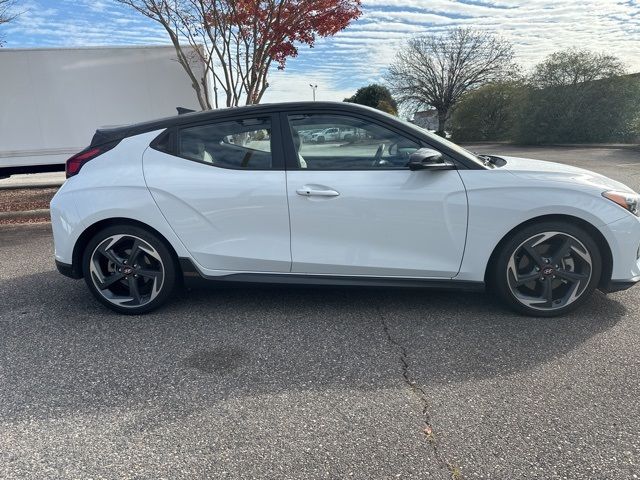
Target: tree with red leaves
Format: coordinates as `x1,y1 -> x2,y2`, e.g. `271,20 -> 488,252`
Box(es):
118,0 -> 362,109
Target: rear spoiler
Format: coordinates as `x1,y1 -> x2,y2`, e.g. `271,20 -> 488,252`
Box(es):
90,128 -> 126,148
90,107 -> 200,147
177,107 -> 196,115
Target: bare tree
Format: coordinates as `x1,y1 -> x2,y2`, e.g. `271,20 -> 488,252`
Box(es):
0,0 -> 17,46
0,0 -> 15,24
117,0 -> 361,110
386,28 -> 514,135
115,1 -> 213,109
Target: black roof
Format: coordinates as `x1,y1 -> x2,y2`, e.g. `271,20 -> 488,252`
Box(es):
91,101 -> 390,147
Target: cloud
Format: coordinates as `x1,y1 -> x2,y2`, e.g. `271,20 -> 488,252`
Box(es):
3,0 -> 639,103
261,70 -> 357,103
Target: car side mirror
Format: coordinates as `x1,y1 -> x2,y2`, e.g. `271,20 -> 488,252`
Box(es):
408,148 -> 456,171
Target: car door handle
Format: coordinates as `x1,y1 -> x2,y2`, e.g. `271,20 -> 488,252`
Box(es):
296,186 -> 340,197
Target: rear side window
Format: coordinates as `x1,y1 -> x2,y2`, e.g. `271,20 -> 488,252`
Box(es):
177,117 -> 272,169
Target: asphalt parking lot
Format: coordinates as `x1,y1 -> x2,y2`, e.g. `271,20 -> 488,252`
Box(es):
1,146 -> 639,479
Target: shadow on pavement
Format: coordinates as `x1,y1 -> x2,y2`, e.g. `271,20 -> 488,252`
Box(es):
0,270 -> 627,423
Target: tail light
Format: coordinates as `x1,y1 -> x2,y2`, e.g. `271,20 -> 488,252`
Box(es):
65,141 -> 119,178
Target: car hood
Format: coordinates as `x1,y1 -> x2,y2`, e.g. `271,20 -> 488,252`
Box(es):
497,155 -> 635,193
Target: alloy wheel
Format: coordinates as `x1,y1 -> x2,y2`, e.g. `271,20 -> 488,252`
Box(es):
89,234 -> 165,309
506,231 -> 593,312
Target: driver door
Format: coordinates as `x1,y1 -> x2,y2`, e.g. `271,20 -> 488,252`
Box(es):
284,112 -> 468,278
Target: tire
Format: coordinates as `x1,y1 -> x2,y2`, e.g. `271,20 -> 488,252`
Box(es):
82,225 -> 177,314
490,220 -> 602,317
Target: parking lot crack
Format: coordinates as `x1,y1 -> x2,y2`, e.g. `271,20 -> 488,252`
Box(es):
377,306 -> 464,480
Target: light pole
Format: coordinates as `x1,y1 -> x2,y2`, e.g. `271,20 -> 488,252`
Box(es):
309,84 -> 318,101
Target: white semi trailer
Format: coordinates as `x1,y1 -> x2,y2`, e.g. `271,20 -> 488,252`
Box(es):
0,45 -> 204,176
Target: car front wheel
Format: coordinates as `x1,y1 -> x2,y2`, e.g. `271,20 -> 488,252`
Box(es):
82,225 -> 176,314
492,221 -> 602,317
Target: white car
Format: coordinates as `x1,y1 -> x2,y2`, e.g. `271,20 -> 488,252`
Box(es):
50,102 -> 640,316
310,127 -> 355,143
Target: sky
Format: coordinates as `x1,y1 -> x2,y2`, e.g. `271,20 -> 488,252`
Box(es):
3,0 -> 640,103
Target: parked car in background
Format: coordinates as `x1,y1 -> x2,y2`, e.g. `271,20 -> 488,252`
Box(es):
50,102 -> 640,316
310,127 -> 356,143
299,128 -> 324,143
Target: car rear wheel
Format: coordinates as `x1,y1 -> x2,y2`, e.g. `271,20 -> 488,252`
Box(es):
82,225 -> 176,314
492,221 -> 602,317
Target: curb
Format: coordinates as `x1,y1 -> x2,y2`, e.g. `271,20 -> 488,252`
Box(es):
0,208 -> 50,221
0,183 -> 63,191
537,144 -> 640,151
460,142 -> 640,151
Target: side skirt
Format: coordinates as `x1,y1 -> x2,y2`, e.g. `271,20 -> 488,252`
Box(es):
179,258 -> 485,291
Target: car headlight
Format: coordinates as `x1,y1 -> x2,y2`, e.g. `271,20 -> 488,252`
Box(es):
602,190 -> 640,216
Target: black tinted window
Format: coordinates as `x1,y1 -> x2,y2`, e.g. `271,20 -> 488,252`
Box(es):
178,118 -> 272,169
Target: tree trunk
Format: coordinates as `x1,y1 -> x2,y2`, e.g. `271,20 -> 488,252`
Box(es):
437,109 -> 448,137
165,29 -> 210,110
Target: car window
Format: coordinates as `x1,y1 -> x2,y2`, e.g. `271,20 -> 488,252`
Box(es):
177,117 -> 272,169
288,114 -> 422,170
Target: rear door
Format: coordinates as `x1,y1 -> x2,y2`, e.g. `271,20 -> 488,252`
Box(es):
143,113 -> 291,273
